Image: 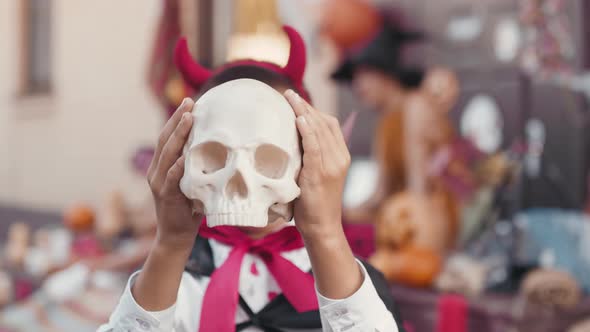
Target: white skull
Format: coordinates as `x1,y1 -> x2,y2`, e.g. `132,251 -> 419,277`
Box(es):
180,79 -> 301,228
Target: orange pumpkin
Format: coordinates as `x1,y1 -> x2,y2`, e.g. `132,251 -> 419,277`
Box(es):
370,246 -> 442,288
370,191 -> 454,288
63,204 -> 95,233
321,0 -> 382,50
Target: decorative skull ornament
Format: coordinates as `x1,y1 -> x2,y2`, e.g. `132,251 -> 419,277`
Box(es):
180,79 -> 301,227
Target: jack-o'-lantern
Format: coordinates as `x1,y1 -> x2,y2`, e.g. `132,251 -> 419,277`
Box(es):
370,192 -> 453,287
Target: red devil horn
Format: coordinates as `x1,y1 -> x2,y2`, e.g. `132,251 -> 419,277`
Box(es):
174,37 -> 212,90
282,26 -> 306,85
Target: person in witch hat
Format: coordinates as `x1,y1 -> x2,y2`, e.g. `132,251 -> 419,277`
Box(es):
333,22 -> 427,224
333,21 -> 462,287
99,26 -> 403,332
332,23 -> 425,110
333,21 -> 458,224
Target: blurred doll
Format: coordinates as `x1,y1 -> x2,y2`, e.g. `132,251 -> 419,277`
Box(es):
82,190 -> 156,273
44,191 -> 157,299
0,270 -> 13,307
64,149 -> 158,271
3,222 -> 31,269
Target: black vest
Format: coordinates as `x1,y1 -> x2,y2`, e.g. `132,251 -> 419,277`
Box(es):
185,236 -> 405,332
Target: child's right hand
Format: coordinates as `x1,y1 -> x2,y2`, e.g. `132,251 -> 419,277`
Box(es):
146,98 -> 202,251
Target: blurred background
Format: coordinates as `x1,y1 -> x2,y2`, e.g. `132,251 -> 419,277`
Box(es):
0,0 -> 590,331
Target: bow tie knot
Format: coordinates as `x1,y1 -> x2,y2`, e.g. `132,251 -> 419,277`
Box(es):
198,222 -> 319,332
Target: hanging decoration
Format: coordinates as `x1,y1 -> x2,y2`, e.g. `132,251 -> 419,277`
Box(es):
227,0 -> 290,66
147,0 -> 189,116
519,0 -> 590,99
519,0 -> 575,78
136,0 -> 188,176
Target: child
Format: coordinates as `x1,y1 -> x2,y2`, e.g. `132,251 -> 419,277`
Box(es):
99,26 -> 401,332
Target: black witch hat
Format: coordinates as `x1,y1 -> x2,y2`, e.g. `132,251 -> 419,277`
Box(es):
331,22 -> 425,88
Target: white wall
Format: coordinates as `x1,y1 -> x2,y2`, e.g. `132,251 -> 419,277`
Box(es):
0,0 -> 163,210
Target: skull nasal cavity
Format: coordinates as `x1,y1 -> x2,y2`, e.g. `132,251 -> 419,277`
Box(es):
226,172 -> 248,199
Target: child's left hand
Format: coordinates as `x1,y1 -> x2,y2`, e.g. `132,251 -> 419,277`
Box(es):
284,90 -> 351,239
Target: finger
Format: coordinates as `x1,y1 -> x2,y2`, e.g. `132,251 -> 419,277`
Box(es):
286,88 -> 335,145
321,113 -> 349,156
284,89 -> 308,117
156,112 -> 193,181
296,115 -> 322,171
317,113 -> 350,171
286,89 -> 342,168
162,155 -> 186,194
286,90 -> 335,148
340,111 -> 358,145
153,98 -> 194,163
305,110 -> 338,161
149,98 -> 194,177
320,113 -> 343,145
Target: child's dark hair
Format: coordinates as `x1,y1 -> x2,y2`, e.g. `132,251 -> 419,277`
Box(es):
198,65 -> 302,98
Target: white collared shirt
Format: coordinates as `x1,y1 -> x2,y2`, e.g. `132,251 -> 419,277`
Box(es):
98,238 -> 397,332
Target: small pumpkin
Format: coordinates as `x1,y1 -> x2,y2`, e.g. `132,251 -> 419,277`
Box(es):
63,204 -> 95,233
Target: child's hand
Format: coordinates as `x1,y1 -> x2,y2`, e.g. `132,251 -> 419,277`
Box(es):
285,90 -> 351,239
147,98 -> 202,250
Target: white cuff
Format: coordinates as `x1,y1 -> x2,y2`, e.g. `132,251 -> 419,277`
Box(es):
316,260 -> 398,332
102,271 -> 176,332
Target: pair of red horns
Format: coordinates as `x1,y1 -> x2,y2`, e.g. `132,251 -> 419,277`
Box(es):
174,25 -> 307,93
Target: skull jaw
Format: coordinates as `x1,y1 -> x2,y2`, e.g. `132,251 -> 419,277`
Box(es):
206,211 -> 269,228
204,202 -> 293,228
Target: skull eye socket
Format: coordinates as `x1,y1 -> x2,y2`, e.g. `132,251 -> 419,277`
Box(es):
191,141 -> 228,174
254,144 -> 289,179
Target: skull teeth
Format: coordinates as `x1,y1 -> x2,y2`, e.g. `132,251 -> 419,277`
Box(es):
206,211 -> 268,227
